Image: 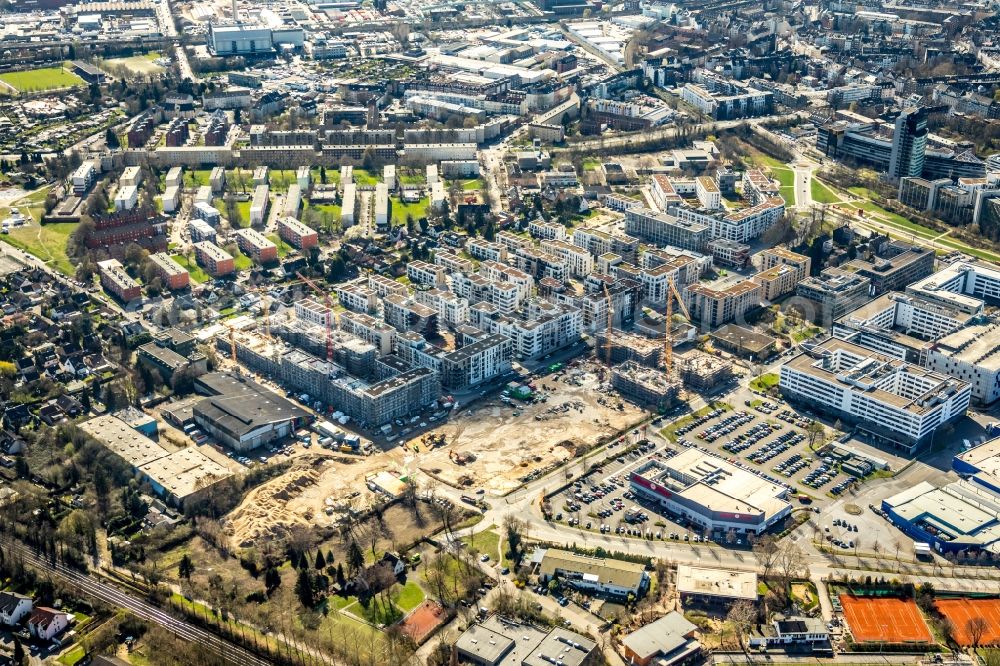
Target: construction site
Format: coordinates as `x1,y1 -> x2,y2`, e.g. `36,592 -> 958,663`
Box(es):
416,362 -> 648,494
678,350 -> 735,391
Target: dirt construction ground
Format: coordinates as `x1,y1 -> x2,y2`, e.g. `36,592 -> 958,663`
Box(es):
225,449 -> 407,548
418,361 -> 649,494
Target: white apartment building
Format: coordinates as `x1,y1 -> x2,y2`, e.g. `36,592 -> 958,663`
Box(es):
374,183 -> 389,229
452,273 -> 524,314
696,175 -> 721,210
339,310 -> 396,356
528,219 -> 568,241
480,260 -> 534,301
406,260 -> 447,288
337,283 -> 378,313
114,185 -> 138,211
780,338 -> 972,454
466,238 -> 507,263
469,299 -> 582,360
342,183 -> 356,227
250,184 -> 269,226
541,239 -> 595,278
295,297 -> 335,328
415,288 -> 470,328
434,250 -> 476,275
368,273 -> 408,299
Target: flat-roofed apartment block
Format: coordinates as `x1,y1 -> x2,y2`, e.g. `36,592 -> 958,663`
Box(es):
406,260 -> 447,287
97,259 -> 141,302
676,565 -> 759,605
696,175 -> 721,209
434,249 -> 476,274
512,245 -> 567,282
528,219 -> 568,241
283,184 -> 302,219
373,183 -> 389,229
631,447 -> 791,535
339,310 -> 396,356
398,332 -> 512,390
833,292 -> 976,363
415,288 -> 470,329
926,322 -> 1000,405
907,261 -> 1000,309
337,282 -> 378,314
277,216 -> 318,250
79,415 -> 233,506
573,277 -> 642,332
347,366 -> 440,427
572,226 -> 640,264
537,548 -> 649,598
497,230 -> 532,254
384,294 -> 439,337
210,166 -> 226,193
542,239 -> 595,278
189,218 -> 217,244
480,260 -> 534,300
466,238 -> 507,263
138,328 -> 207,382
194,241 -> 235,277
368,272 -> 409,299
780,338 -> 972,454
148,252 -> 190,290
341,183 -> 356,227
249,184 -> 269,227
294,297 -> 335,328
234,228 -> 277,263
753,247 -> 810,300
625,207 -> 710,252
612,360 -> 681,408
453,273 -> 524,314
603,193 -> 642,212
742,169 -> 781,204
684,280 -> 762,328
708,238 -> 750,268
794,268 -> 872,325
642,247 -> 711,284
469,299 -> 582,360
651,174 -> 684,211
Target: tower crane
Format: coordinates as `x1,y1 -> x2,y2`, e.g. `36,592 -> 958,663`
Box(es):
603,282 -> 613,369
663,277 -> 690,376
296,271 -> 337,363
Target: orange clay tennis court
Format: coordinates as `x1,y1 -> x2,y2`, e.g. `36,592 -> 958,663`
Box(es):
398,600 -> 448,645
934,598 -> 1000,646
840,595 -> 933,644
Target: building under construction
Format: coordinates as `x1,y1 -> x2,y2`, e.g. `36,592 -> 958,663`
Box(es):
611,360 -> 681,409
594,328 -> 662,367
679,351 -> 734,392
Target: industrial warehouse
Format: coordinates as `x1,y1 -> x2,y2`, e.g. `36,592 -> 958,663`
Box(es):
882,439 -> 1000,555
629,448 -> 792,536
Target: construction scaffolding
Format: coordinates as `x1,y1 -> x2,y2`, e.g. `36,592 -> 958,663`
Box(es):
593,329 -> 662,367
679,351 -> 734,392
611,360 -> 682,409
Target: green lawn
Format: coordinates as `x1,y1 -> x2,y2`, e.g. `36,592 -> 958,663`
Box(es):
268,234 -> 292,258
935,236 -> 1000,262
170,254 -> 209,283
184,169 -> 213,188
233,249 -> 253,271
847,186 -> 880,200
213,197 -> 251,227
1,221 -> 76,275
748,151 -> 786,170
582,157 -> 601,171
749,373 -> 779,392
791,326 -> 823,342
770,168 -> 794,188
462,529 -> 502,564
779,186 -> 796,206
398,168 -> 425,185
0,65 -> 84,94
102,52 -> 164,75
353,169 -> 379,186
811,179 -> 840,204
310,167 -> 340,185
57,645 -> 86,666
390,196 -> 429,225
460,178 -> 484,191
267,169 -> 300,193
849,202 -> 937,239
395,581 -> 425,612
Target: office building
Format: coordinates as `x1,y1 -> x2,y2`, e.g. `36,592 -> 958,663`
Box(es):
537,548 -> 649,598
779,338 -> 971,453
794,269 -> 872,325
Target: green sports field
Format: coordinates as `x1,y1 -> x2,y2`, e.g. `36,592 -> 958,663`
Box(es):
0,66 -> 84,94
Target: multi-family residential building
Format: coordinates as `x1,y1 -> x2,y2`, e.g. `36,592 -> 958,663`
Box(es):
528,219 -> 568,241
339,310 -> 396,356
414,288 -> 470,329
398,332 -> 512,390
708,239 -> 750,268
452,273 -> 524,314
234,228 -> 278,263
148,252 -> 190,290
684,280 -> 761,328
72,162 -> 97,195
542,239 -> 595,278
624,208 -> 710,252
277,216 -> 318,250
434,249 -> 476,274
383,294 -> 439,336
752,247 -> 811,301
189,218 -> 217,244
194,241 -> 235,277
97,259 -> 141,302
480,260 -> 533,301
337,283 -> 378,314
469,299 -> 582,360
696,175 -> 721,210
780,338 -> 971,454
406,260 -> 447,288
368,273 -> 409,300
742,169 -> 781,204
465,238 -> 507,263
294,297 -> 336,329
250,184 -> 270,226
572,227 -> 640,264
